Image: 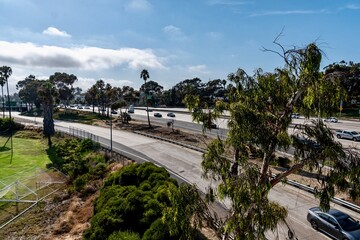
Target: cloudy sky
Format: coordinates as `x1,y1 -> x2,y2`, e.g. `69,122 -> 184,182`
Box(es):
0,0 -> 359,94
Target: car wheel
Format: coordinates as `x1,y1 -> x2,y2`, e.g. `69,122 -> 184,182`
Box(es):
353,137 -> 357,141
310,220 -> 318,230
337,134 -> 341,139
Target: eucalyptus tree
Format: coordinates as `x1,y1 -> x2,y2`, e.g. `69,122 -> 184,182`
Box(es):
49,72 -> 77,111
17,75 -> 43,110
38,80 -> 58,147
85,85 -> 99,113
140,69 -> 151,128
0,66 -> 12,118
95,80 -> 105,115
140,80 -> 163,107
122,86 -> 139,105
179,42 -> 359,239
171,78 -> 202,107
324,61 -> 360,102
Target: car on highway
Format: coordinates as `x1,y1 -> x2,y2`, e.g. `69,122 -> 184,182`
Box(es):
307,207 -> 360,240
154,113 -> 162,118
77,105 -> 83,109
292,135 -> 320,150
111,110 -> 118,114
167,112 -> 176,117
291,113 -> 300,119
84,105 -> 90,109
324,117 -> 338,123
336,130 -> 360,141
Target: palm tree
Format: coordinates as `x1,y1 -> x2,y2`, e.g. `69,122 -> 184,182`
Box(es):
0,66 -> 12,118
140,69 -> 151,128
38,80 -> 58,147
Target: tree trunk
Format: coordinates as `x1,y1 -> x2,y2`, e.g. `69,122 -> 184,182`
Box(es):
43,103 -> 55,147
6,80 -> 11,119
48,135 -> 52,147
1,86 -> 4,118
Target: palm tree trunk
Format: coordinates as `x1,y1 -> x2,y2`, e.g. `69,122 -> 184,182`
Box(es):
6,81 -> 11,119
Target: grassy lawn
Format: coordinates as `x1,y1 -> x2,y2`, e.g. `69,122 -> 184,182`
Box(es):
0,135 -> 50,182
53,109 -> 110,124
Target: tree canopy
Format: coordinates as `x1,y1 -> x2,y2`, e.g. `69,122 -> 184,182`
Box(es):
182,42 -> 360,239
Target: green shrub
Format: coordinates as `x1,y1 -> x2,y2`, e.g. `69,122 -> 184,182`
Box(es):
86,163 -> 179,240
108,231 -> 140,240
74,173 -> 89,192
0,117 -> 23,134
142,218 -> 174,240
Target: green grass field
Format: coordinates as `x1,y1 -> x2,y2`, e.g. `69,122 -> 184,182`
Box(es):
0,135 -> 50,181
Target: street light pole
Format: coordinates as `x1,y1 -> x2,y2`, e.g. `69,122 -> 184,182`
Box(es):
110,112 -> 113,153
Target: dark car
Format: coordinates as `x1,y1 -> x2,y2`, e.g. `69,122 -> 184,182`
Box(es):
167,112 -> 175,117
111,110 -> 118,114
292,135 -> 320,150
307,207 -> 360,240
154,113 -> 162,118
210,122 -> 217,129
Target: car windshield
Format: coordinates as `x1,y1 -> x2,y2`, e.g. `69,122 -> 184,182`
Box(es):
337,216 -> 360,231
351,131 -> 358,135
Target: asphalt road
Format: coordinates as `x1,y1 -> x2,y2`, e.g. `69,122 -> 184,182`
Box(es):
128,109 -> 360,150
12,111 -> 360,239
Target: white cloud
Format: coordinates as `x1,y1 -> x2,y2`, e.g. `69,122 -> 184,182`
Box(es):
206,31 -> 222,40
0,41 -> 165,70
207,0 -> 253,6
250,9 -> 328,17
345,4 -> 360,10
163,25 -> 188,41
126,0 -> 152,12
188,64 -> 209,74
74,77 -> 133,91
42,27 -> 71,38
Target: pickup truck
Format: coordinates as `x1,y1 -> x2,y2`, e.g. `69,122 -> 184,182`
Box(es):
336,130 -> 360,141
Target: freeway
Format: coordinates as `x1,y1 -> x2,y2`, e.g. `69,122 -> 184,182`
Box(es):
11,111 -> 360,239
128,108 -> 360,149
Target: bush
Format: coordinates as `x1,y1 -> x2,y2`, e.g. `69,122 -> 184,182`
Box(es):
108,231 -> 140,240
86,163 -> 179,240
0,117 -> 23,134
142,218 -> 174,240
73,174 -> 89,192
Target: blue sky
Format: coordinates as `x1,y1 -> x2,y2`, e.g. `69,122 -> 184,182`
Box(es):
0,0 -> 359,93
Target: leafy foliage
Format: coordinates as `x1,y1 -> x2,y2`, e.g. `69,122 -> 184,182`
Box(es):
184,42 -> 360,239
84,162 -> 183,240
0,117 -> 23,134
48,138 -> 103,183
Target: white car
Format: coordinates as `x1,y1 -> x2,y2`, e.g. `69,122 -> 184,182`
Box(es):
324,117 -> 338,123
291,113 -> 300,119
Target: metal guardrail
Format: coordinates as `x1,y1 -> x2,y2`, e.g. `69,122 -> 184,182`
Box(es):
285,179 -> 360,213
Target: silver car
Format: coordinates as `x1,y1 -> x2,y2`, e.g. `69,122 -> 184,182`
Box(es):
307,207 -> 360,240
324,117 -> 338,123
